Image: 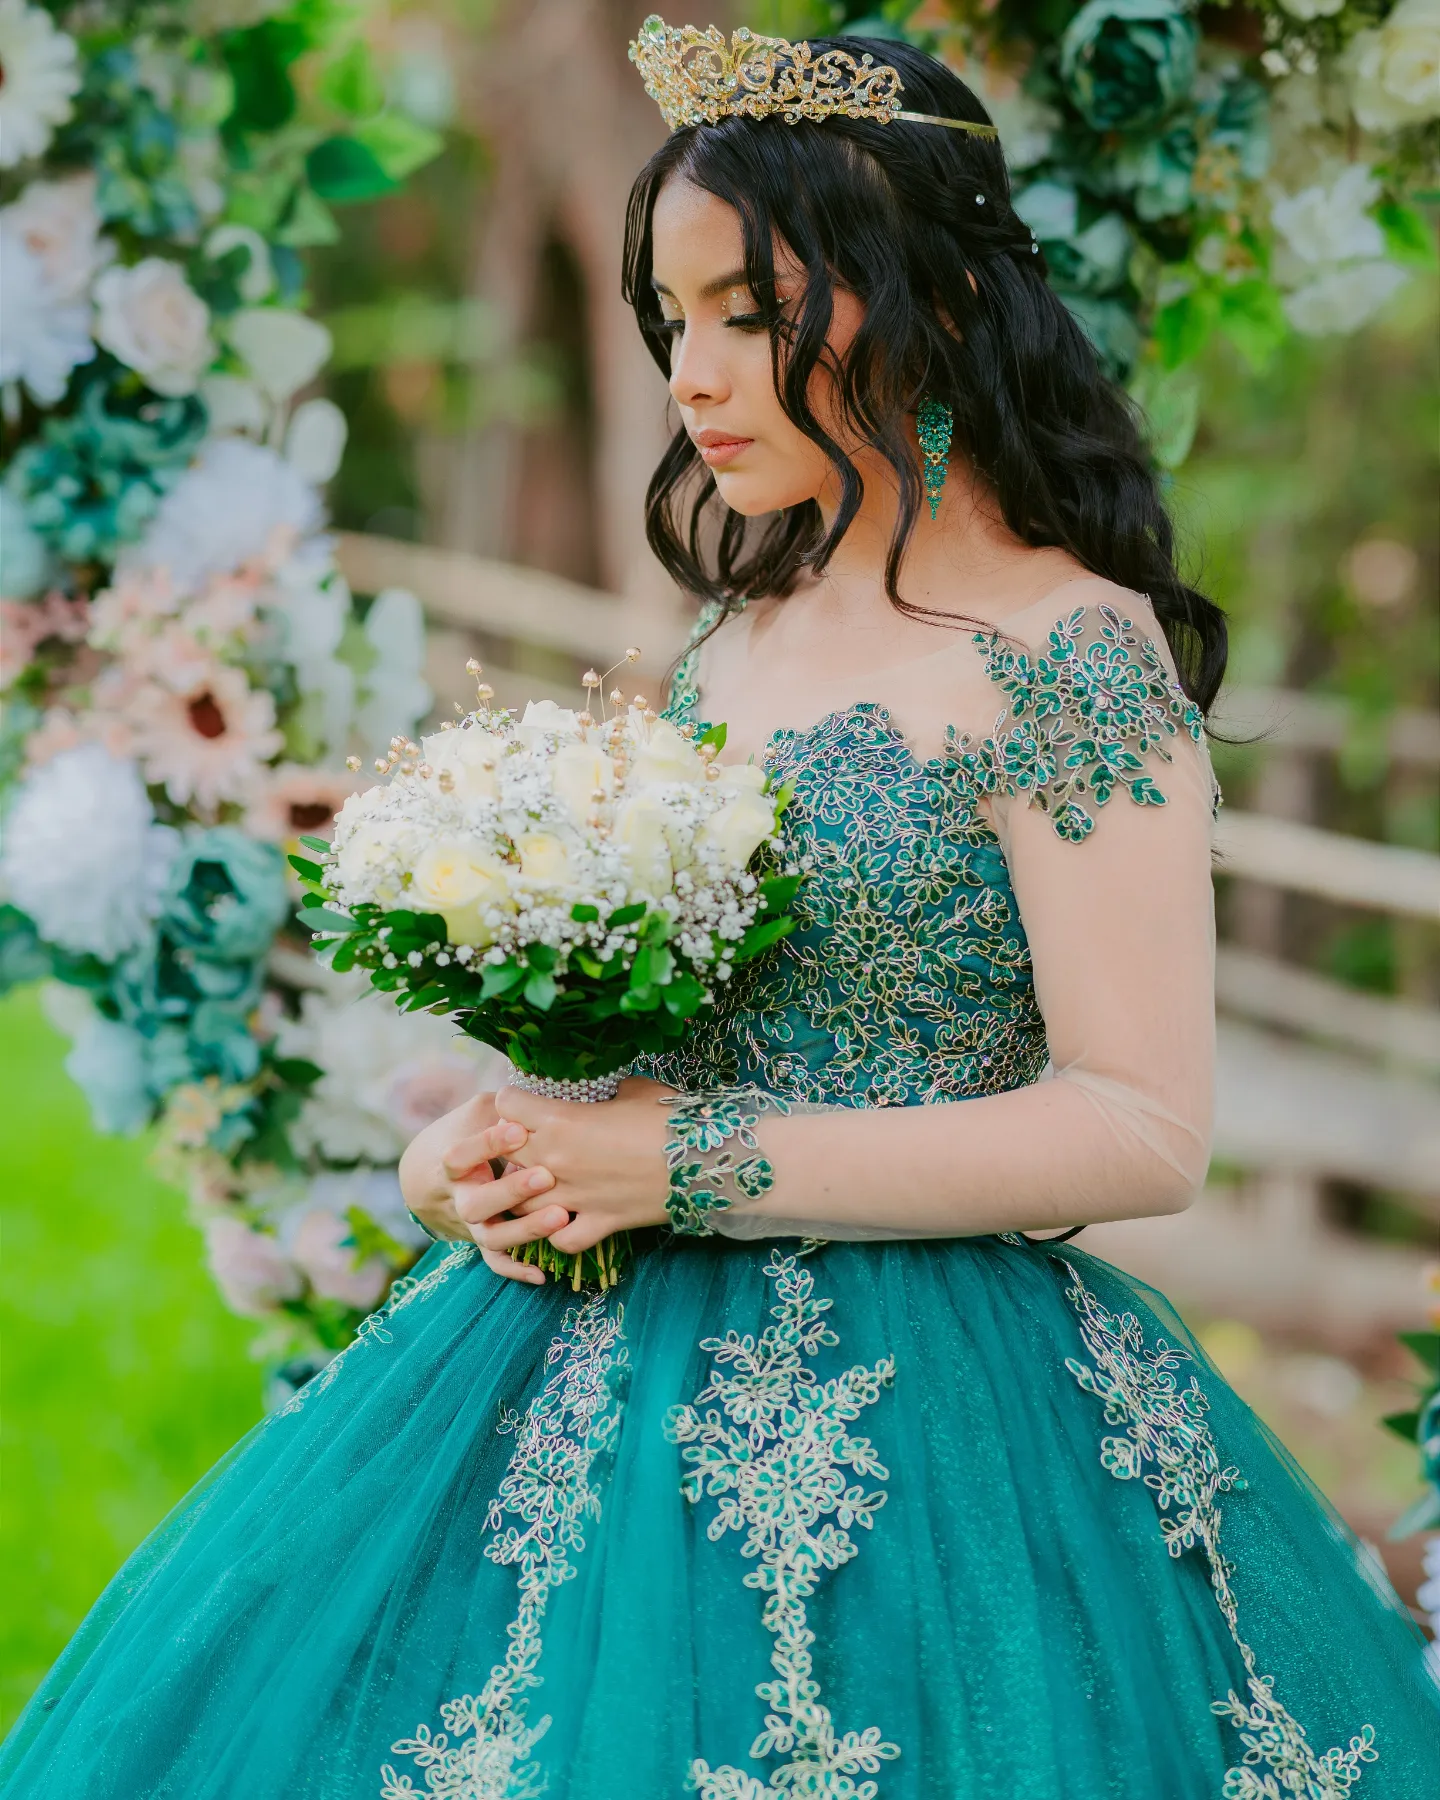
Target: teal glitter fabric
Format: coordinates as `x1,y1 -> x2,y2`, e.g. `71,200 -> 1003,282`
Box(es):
3,607 -> 1436,1800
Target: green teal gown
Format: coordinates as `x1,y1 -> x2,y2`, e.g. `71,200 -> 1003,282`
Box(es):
3,600 -> 1437,1799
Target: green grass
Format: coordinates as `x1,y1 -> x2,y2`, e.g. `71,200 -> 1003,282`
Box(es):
0,986 -> 262,1729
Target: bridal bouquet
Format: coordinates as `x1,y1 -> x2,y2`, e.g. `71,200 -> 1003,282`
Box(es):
296,666 -> 800,1287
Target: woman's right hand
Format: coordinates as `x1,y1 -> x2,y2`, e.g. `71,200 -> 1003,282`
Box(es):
397,1092 -> 565,1285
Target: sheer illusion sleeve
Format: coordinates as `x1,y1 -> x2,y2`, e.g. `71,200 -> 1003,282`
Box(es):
663,598 -> 1219,1242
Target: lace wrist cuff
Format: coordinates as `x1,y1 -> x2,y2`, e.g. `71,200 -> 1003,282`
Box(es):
664,1087 -> 794,1236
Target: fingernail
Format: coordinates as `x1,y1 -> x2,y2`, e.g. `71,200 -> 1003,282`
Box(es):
524,1169 -> 553,1194
500,1122 -> 525,1148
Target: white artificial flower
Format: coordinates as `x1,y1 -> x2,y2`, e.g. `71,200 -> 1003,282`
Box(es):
0,742 -> 179,960
0,217 -> 94,403
284,397 -> 347,483
1348,0 -> 1440,133
125,436 -> 323,594
411,836 -> 511,945
714,760 -> 768,795
513,699 -> 581,748
94,258 -> 214,398
1282,261 -> 1409,334
276,982 -> 496,1165
203,223 -> 274,303
420,721 -> 507,801
629,717 -> 703,789
614,790 -> 675,897
3,172 -> 112,301
695,787 -> 777,871
1271,164 -> 1386,268
227,307 -> 332,403
357,587 -> 431,751
0,0 -> 80,168
1277,0 -> 1343,18
517,831 -> 573,888
550,739 -> 614,824
200,372 -> 268,436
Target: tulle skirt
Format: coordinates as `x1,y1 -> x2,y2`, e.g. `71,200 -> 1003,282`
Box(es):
3,1231 -> 1437,1799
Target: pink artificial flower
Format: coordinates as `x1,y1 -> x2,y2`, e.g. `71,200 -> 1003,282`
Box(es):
126,661 -> 284,811
181,569 -> 263,643
87,567 -> 180,648
291,1208 -> 389,1310
205,1214 -> 303,1317
384,1054 -> 488,1141
245,762 -> 363,844
0,590 -> 90,685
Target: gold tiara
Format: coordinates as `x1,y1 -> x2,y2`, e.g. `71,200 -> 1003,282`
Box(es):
629,15 -> 1000,138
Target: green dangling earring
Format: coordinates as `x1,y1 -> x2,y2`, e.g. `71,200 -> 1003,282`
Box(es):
916,396 -> 954,521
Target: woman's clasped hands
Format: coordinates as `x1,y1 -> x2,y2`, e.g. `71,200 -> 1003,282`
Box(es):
397,1077 -> 675,1284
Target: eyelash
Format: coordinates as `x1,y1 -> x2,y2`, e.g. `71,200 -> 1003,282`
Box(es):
654,313 -> 769,336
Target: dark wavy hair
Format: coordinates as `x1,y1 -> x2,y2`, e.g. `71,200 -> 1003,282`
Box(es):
621,36 -> 1227,712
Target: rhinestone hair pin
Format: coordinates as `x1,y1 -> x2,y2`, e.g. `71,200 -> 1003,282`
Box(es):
629,15 -> 1000,138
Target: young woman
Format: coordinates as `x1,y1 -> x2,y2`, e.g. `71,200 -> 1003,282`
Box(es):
4,22 -> 1436,1798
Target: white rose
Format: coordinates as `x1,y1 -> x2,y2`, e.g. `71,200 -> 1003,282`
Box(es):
695,788 -> 776,872
285,397 -> 347,483
1348,0 -> 1440,133
713,759 -> 768,796
1271,165 -> 1385,268
4,172 -> 112,302
513,699 -> 580,748
411,835 -> 506,909
550,740 -> 614,823
93,258 -> 213,397
629,718 -> 704,789
1282,262 -> 1409,335
1277,0 -> 1342,18
334,816 -> 415,904
614,791 -> 675,897
421,723 -> 507,800
517,831 -> 573,887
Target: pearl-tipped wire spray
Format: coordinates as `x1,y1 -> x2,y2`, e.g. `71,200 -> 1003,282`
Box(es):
589,646 -> 644,722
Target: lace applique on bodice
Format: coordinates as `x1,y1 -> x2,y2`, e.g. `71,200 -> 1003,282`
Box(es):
647,598 -> 1206,1110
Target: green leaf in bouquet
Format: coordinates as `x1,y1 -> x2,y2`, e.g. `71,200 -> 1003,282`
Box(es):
298,836 -> 332,855
607,902 -> 647,928
650,947 -> 676,986
324,936 -> 354,970
759,872 -> 804,910
697,722 -> 728,751
571,902 -> 601,923
401,984 -> 448,1011
481,962 -> 527,999
629,946 -> 653,989
619,985 -> 661,1013
523,971 -> 558,1010
286,855 -> 326,884
573,951 -> 608,978
299,906 -> 361,934
662,972 -> 706,1017
733,916 -> 795,963
768,779 -> 797,815
524,943 -> 558,972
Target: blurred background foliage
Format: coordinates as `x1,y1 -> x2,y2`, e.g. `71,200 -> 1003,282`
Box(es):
3,0 -> 1437,1731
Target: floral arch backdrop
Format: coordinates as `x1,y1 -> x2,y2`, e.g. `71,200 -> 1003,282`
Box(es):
0,0 -> 1436,1391
0,0 -> 500,1396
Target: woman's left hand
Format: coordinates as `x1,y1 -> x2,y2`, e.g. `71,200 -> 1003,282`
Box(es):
456,1074 -> 675,1256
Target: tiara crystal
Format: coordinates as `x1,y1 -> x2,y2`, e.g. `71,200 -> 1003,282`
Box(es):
628,15 -> 999,137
